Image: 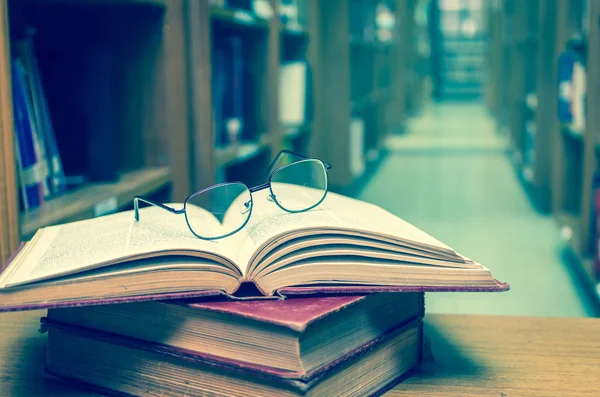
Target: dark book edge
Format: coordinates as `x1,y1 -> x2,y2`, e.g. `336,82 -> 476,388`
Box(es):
45,364 -> 417,397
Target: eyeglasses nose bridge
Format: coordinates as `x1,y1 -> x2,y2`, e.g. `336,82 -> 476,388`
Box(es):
241,200 -> 252,215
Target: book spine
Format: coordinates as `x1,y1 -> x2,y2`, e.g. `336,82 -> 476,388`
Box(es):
557,51 -> 574,124
11,59 -> 43,210
571,61 -> 586,133
13,40 -> 52,199
23,35 -> 67,195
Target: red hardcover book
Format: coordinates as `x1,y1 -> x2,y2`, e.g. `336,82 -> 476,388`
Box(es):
0,192 -> 509,312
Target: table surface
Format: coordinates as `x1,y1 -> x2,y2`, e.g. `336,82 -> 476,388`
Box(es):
0,311 -> 599,396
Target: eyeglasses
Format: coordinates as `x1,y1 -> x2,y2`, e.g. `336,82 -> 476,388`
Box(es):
133,150 -> 332,240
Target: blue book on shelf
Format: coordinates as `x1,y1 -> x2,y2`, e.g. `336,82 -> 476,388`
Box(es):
21,36 -> 67,195
524,120 -> 536,168
11,59 -> 43,210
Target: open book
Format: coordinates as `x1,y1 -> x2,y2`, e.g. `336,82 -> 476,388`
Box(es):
0,190 -> 508,311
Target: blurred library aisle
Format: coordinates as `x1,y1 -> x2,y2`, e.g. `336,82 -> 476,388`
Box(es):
359,103 -> 597,317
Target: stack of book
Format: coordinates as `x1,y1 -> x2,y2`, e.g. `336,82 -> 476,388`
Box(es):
42,293 -> 424,396
0,191 -> 508,395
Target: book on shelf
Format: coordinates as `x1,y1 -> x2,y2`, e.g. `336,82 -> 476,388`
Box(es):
45,292 -> 423,375
558,48 -> 574,123
0,190 -> 508,311
558,37 -> 587,133
11,30 -> 68,212
279,61 -> 311,128
570,61 -> 586,134
374,1 -> 396,43
11,58 -> 44,211
42,312 -> 422,397
14,45 -> 51,200
213,36 -> 245,147
349,117 -> 365,177
37,40 -> 120,183
16,35 -> 66,196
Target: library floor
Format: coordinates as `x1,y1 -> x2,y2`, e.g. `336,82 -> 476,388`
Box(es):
358,102 -> 597,317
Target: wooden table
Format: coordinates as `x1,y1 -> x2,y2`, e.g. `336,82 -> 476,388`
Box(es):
0,312 -> 599,396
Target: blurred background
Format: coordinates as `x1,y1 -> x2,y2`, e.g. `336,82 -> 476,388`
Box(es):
0,0 -> 598,317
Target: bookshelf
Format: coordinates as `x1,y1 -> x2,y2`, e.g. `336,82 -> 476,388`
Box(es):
311,0 -> 407,188
0,0 -> 190,263
488,0 -> 600,303
490,0 -> 552,212
0,0 -> 412,263
552,0 -> 585,246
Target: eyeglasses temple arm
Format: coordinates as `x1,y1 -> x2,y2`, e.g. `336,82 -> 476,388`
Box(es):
133,196 -> 184,221
267,150 -> 332,175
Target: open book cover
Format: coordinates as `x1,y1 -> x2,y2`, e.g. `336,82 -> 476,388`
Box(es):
0,191 -> 509,311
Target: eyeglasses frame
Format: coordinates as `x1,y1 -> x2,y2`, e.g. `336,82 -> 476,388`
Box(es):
133,150 -> 332,240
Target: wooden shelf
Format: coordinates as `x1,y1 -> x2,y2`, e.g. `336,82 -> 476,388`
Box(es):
210,6 -> 269,30
215,134 -> 271,168
20,167 -> 171,239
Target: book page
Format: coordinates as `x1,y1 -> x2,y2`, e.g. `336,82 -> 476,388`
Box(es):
1,206 -> 244,288
235,188 -> 459,274
235,188 -> 344,270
